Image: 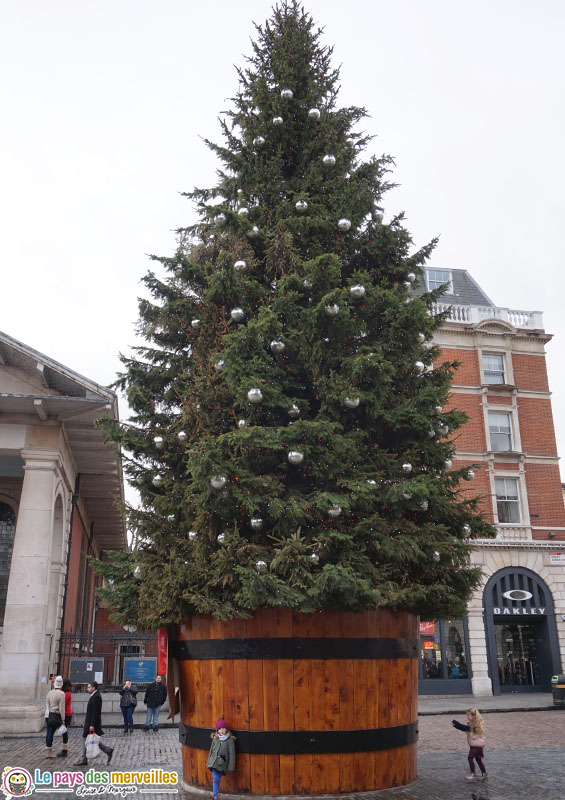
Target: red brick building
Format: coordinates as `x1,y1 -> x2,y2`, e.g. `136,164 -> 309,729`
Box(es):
417,269 -> 565,696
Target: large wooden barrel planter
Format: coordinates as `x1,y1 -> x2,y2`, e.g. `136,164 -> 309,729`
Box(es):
173,608 -> 418,795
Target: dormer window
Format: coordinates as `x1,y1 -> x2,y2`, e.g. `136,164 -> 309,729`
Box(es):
427,269 -> 452,293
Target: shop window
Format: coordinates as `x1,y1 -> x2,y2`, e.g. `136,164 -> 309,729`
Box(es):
495,477 -> 521,523
488,411 -> 513,451
420,619 -> 468,680
483,353 -> 505,384
0,502 -> 16,627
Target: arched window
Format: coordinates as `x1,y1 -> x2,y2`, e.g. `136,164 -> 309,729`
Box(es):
0,502 -> 17,626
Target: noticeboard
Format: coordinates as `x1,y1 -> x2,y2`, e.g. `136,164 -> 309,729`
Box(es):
70,658 -> 104,685
124,657 -> 157,683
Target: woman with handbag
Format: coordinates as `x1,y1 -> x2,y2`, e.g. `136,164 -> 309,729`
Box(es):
44,675 -> 65,759
56,679 -> 73,758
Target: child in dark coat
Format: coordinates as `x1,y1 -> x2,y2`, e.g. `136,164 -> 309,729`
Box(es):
206,718 -> 236,798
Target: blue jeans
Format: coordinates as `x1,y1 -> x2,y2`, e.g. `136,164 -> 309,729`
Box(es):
145,705 -> 162,729
45,722 -> 58,747
121,705 -> 134,730
211,768 -> 223,798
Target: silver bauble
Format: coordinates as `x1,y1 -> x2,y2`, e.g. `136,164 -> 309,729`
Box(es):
153,436 -> 164,449
272,116 -> 283,126
323,154 -> 336,167
438,424 -> 449,436
177,430 -> 187,442
250,516 -> 264,531
248,388 -> 263,403
445,459 -> 452,470
349,284 -> 366,298
234,259 -> 247,271
167,514 -> 175,522
217,533 -> 226,544
295,199 -> 308,212
344,397 -> 360,409
435,405 -> 443,413
462,524 -> 472,538
414,361 -> 425,373
214,213 -> 226,226
256,560 -> 268,571
325,303 -> 340,316
403,492 -> 412,500
428,428 -> 436,438
308,107 -> 321,120
136,475 -> 144,485
230,307 -> 245,322
214,359 -> 225,372
337,218 -> 352,231
417,332 -> 426,343
191,319 -> 201,329
403,281 -> 412,290
210,475 -> 227,489
366,479 -> 377,485
238,207 -> 249,217
270,339 -> 285,353
407,272 -> 416,283
253,136 -> 265,148
420,500 -> 429,511
289,403 -> 301,418
237,419 -> 247,429
188,530 -> 198,541
374,212 -> 384,223
280,88 -> 293,99
402,462 -> 412,473
303,279 -> 313,288
311,552 -> 320,563
288,450 -> 304,465
328,504 -> 342,518
152,474 -> 163,487
432,550 -> 441,562
465,470 -> 476,481
237,188 -> 244,196
247,226 -> 260,238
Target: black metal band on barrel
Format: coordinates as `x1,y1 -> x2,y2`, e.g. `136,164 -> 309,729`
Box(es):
178,722 -> 418,754
171,637 -> 417,660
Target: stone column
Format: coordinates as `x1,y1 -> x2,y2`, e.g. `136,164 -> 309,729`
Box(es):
467,606 -> 494,696
0,450 -> 59,733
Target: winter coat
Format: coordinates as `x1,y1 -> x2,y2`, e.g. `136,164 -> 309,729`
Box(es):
452,719 -> 485,748
144,681 -> 167,708
207,732 -> 236,774
119,685 -> 138,707
83,690 -> 104,737
45,688 -> 65,720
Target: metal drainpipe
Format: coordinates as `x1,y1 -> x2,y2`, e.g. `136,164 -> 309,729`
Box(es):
56,473 -> 80,674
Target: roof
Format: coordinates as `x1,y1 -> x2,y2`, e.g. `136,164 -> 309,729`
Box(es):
0,330 -> 127,551
414,268 -> 495,306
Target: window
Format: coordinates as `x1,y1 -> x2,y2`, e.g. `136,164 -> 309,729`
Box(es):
483,353 -> 505,384
0,502 -> 17,627
488,411 -> 513,451
495,477 -> 521,523
427,269 -> 452,292
419,619 -> 469,681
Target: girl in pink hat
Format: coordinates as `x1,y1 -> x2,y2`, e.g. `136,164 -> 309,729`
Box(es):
206,718 -> 236,798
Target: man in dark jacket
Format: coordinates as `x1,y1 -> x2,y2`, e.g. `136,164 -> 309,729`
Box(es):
74,681 -> 114,766
143,674 -> 167,732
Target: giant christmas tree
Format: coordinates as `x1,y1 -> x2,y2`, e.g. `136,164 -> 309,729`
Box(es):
97,1 -> 494,632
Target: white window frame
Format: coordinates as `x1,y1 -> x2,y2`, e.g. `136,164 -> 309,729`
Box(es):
494,476 -> 522,524
482,352 -> 506,385
487,410 -> 513,452
426,269 -> 453,293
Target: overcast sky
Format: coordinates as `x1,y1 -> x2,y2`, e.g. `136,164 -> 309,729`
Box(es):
2,1 -> 565,480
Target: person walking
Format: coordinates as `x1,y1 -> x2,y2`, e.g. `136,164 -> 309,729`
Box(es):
44,675 -> 65,759
74,681 -> 113,766
143,674 -> 167,732
119,679 -> 138,734
452,707 -> 488,782
56,679 -> 73,758
206,718 -> 236,799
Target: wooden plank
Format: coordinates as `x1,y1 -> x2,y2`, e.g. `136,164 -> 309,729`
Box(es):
322,658 -> 340,793
210,660 -> 224,727
293,656 -> 312,791
248,655 -> 264,795
309,659 -> 327,794
276,607 -> 293,637
353,659 -> 369,791
278,657 -> 294,794
338,658 -> 354,792
263,656 -> 280,794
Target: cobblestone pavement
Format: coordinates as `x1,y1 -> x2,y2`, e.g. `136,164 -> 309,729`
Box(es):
0,711 -> 563,800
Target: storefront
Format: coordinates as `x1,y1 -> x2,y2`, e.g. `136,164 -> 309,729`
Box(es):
483,566 -> 561,694
418,618 -> 472,694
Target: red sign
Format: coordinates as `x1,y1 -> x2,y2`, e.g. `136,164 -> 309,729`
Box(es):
419,621 -> 435,634
423,641 -> 435,650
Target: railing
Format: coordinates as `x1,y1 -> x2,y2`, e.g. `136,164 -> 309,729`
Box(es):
58,631 -> 158,690
432,303 -> 544,330
496,525 -> 532,541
